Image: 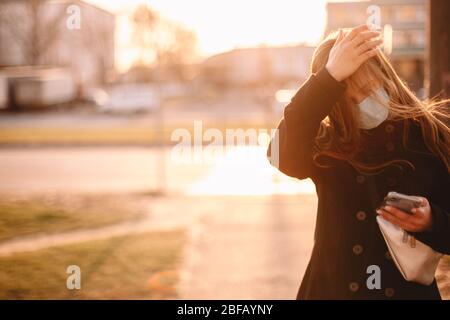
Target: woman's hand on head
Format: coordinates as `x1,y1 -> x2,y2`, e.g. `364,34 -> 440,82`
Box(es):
376,197 -> 433,233
325,25 -> 382,82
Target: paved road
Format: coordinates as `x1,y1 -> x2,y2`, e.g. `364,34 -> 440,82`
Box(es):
0,146 -> 314,195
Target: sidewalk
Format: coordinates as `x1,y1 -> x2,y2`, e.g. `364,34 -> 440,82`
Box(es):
178,195 -> 317,299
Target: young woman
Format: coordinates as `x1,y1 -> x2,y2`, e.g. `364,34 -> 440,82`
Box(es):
267,25 -> 450,300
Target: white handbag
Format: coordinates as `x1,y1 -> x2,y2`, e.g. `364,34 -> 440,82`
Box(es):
366,176 -> 443,286
376,215 -> 443,285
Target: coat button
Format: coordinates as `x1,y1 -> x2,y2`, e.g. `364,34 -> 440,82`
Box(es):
386,177 -> 397,187
352,245 -> 364,255
385,251 -> 392,260
356,175 -> 365,183
356,210 -> 367,221
385,288 -> 395,298
385,141 -> 395,152
349,282 -> 359,292
385,124 -> 395,133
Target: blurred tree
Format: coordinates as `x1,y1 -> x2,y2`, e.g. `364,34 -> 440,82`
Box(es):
80,8 -> 115,85
132,4 -> 158,66
0,0 -> 67,65
131,4 -> 198,81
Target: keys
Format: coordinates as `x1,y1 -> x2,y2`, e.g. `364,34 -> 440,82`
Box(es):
402,230 -> 408,243
402,230 -> 416,248
410,236 -> 416,248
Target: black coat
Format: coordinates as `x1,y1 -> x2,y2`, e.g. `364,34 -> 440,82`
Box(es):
267,67 -> 450,300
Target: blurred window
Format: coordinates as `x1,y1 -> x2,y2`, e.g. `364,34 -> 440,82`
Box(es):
415,7 -> 426,22
393,5 -> 423,23
382,7 -> 393,22
393,30 -> 424,49
415,31 -> 425,47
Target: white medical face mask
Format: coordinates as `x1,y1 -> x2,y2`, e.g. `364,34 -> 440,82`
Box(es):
357,87 -> 389,129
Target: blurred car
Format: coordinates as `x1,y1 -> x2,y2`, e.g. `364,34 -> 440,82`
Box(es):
95,84 -> 160,114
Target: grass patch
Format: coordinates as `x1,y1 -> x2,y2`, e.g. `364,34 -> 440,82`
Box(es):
0,194 -> 146,242
0,229 -> 185,299
0,126 -> 160,145
0,122 -> 270,145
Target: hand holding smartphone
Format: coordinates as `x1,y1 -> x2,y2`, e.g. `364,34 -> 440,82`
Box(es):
380,191 -> 423,214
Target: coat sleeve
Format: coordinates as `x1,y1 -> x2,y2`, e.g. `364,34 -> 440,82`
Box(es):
267,67 -> 347,180
413,173 -> 450,254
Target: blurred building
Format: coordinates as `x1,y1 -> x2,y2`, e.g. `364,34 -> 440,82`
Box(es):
200,45 -> 315,88
325,0 -> 426,94
0,0 -> 115,108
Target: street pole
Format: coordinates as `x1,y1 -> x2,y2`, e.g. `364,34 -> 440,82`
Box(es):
157,81 -> 167,196
427,0 -> 450,98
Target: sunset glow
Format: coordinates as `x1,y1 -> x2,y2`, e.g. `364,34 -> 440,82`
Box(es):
85,0 -> 327,71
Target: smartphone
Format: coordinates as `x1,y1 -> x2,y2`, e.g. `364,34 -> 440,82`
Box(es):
380,191 -> 423,214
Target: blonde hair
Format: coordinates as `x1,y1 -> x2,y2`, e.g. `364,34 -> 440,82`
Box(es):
310,30 -> 450,174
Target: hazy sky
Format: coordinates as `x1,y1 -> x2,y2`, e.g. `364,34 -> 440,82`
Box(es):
85,0 -> 328,71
